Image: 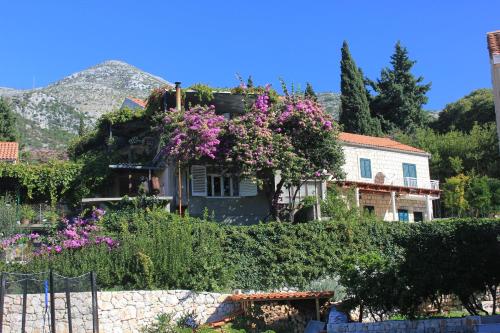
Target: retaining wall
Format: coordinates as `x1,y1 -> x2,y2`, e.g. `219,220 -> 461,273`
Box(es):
2,290 -> 239,333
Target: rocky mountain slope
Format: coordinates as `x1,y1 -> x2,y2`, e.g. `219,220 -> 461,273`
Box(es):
317,92 -> 341,120
0,60 -> 170,150
0,60 -> 342,151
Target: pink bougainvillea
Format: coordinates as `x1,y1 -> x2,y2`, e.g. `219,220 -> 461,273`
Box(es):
162,105 -> 226,161
160,87 -> 344,219
0,209 -> 118,257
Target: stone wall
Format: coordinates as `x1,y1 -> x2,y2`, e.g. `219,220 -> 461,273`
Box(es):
327,316 -> 481,333
2,290 -> 239,333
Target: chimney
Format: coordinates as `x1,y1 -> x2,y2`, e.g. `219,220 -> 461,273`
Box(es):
487,31 -> 500,154
175,82 -> 182,111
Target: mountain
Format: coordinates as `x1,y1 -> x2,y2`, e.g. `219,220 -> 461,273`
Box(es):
0,60 -> 171,150
317,92 -> 341,120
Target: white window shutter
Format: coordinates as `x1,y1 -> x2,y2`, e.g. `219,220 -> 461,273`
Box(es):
239,178 -> 258,196
191,165 -> 207,196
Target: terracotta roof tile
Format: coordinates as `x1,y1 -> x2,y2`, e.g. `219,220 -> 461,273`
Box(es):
227,291 -> 334,302
128,97 -> 147,108
0,142 -> 19,161
487,30 -> 500,57
338,132 -> 427,154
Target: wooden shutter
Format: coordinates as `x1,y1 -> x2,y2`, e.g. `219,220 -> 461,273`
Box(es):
239,178 -> 258,196
360,158 -> 372,178
191,165 -> 207,196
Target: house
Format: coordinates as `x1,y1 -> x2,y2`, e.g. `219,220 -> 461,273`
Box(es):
120,97 -> 146,110
337,132 -> 440,222
487,30 -> 500,151
82,86 -> 439,224
0,142 -> 19,164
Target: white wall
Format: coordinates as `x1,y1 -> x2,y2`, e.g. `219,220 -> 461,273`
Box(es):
491,58 -> 500,153
341,144 -> 432,187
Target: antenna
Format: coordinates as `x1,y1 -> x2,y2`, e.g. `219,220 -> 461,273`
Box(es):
32,76 -> 35,89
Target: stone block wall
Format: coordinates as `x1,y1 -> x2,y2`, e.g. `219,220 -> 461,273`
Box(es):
327,316 -> 481,333
2,290 -> 239,333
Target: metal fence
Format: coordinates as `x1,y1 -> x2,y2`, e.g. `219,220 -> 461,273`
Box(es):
0,271 -> 99,333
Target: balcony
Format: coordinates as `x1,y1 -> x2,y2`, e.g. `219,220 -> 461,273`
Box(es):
342,175 -> 440,192
394,177 -> 440,190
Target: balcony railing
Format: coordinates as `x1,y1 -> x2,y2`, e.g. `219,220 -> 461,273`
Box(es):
348,176 -> 440,190
389,177 -> 439,190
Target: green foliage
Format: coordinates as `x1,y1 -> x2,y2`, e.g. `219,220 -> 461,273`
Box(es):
321,186 -> 360,221
189,83 -> 215,104
0,161 -> 82,206
4,208 -> 499,319
370,41 -> 431,133
141,313 -> 177,333
442,174 -> 469,217
18,204 -> 36,221
399,219 -> 500,316
0,98 -> 18,142
395,123 -> 500,181
339,41 -> 382,136
0,195 -> 19,237
433,89 -> 495,133
339,251 -> 401,320
443,173 -> 500,217
304,82 -> 317,102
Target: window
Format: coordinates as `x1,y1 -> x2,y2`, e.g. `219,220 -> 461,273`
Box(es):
413,211 -> 423,222
402,163 -> 417,187
191,165 -> 257,197
398,209 -> 409,222
363,205 -> 375,214
206,174 -> 239,197
360,158 -> 372,179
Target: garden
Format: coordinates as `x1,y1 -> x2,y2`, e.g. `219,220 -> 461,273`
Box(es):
0,199 -> 498,325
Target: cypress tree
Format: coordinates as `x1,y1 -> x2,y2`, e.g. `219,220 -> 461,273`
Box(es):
304,82 -> 318,101
370,41 -> 431,133
247,75 -> 254,89
0,98 -> 18,142
78,114 -> 86,137
339,41 -> 381,136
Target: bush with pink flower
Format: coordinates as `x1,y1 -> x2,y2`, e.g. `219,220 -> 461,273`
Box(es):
0,209 -> 118,259
160,84 -> 345,219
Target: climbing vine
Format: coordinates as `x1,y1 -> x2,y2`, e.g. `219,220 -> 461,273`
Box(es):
0,161 -> 82,206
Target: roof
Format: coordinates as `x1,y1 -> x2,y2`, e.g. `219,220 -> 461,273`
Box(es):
227,291 -> 334,302
127,97 -> 147,108
487,30 -> 500,58
338,132 -> 427,155
0,142 -> 19,161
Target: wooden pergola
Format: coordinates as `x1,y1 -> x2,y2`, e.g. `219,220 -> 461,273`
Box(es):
227,291 -> 335,321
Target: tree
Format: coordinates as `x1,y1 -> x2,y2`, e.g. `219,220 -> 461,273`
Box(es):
247,75 -> 254,89
370,41 -> 431,133
304,82 -> 318,102
432,88 -> 495,133
395,123 -> 500,181
339,41 -> 381,136
0,98 -> 18,141
78,114 -> 86,137
161,87 -> 345,220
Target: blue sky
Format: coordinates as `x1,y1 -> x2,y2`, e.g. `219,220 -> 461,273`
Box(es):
0,0 -> 498,110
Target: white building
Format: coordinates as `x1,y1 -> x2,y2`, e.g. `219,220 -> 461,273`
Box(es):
338,132 -> 440,222
487,30 -> 500,151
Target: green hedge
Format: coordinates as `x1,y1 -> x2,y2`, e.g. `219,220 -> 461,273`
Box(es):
3,210 -> 499,318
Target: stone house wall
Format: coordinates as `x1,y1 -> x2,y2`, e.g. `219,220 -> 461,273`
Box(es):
2,290 -> 239,333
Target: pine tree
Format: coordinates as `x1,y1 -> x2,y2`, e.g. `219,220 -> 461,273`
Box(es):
0,98 -> 18,142
370,41 -> 431,133
304,82 -> 318,101
339,41 -> 381,136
